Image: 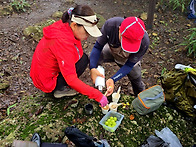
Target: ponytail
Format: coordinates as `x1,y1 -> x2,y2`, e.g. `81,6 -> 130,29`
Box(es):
62,5 -> 94,23
62,7 -> 73,23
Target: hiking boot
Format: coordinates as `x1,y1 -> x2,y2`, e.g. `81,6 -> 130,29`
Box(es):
54,86 -> 79,98
31,133 -> 41,147
188,13 -> 196,19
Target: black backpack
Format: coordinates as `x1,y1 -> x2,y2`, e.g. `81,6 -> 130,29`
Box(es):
65,126 -> 101,147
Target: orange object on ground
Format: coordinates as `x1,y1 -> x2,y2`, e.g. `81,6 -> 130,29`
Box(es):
129,114 -> 134,120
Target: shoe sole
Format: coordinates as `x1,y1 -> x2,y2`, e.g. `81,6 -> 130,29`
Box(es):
54,92 -> 79,98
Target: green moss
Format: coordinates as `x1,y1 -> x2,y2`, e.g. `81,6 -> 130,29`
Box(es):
0,5 -> 13,16
23,19 -> 55,42
0,79 -> 9,90
0,93 -> 195,146
96,13 -> 106,29
52,11 -> 63,18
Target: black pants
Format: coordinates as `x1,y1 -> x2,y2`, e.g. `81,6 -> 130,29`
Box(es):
53,53 -> 89,91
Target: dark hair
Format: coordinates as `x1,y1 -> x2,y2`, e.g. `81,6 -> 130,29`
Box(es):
62,5 -> 95,23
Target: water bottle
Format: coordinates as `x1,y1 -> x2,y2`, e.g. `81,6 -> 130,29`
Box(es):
95,66 -> 105,91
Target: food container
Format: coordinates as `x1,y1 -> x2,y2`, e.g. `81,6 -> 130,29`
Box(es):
101,104 -> 109,114
84,103 -> 93,115
112,86 -> 121,103
112,92 -> 120,103
99,110 -> 124,132
109,102 -> 124,112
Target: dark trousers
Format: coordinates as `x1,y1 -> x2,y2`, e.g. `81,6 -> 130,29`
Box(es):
53,53 -> 89,91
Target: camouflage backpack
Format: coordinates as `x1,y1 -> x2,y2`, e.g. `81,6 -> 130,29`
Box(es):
160,69 -> 196,118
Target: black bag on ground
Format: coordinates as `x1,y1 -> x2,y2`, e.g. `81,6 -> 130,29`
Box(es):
64,126 -> 96,147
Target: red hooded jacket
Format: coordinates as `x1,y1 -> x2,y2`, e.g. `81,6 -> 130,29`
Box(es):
30,20 -> 102,102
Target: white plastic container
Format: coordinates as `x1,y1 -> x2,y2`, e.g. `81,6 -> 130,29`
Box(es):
95,65 -> 105,91
112,93 -> 120,103
101,104 -> 109,114
109,102 -> 123,112
112,86 -> 121,103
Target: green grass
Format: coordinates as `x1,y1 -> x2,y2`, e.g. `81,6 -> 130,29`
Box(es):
160,0 -> 189,12
0,93 -> 195,146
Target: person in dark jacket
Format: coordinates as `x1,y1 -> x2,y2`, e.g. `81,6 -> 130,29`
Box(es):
90,17 -> 150,96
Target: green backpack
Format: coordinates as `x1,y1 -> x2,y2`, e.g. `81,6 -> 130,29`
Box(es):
132,85 -> 165,115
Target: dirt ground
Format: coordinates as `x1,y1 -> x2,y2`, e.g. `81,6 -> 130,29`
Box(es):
0,0 -> 195,119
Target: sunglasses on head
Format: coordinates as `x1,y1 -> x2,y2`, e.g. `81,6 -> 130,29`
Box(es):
74,15 -> 99,25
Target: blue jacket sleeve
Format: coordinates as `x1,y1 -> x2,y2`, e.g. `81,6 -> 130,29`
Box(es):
111,60 -> 136,82
90,41 -> 104,69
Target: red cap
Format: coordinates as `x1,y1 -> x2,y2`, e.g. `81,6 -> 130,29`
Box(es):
120,17 -> 146,53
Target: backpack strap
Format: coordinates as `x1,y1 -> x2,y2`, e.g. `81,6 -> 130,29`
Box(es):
142,91 -> 164,102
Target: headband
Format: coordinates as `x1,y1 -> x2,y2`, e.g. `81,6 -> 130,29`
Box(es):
71,14 -> 98,26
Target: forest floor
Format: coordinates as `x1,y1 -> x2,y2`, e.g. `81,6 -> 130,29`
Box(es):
0,0 -> 195,146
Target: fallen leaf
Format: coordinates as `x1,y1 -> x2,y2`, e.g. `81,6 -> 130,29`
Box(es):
63,99 -> 78,110
72,119 -> 76,124
152,33 -> 158,36
141,12 -> 147,20
35,106 -> 44,116
130,114 -> 134,120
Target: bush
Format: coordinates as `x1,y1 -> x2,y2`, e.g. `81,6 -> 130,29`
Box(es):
180,28 -> 196,58
160,0 -> 190,12
10,0 -> 30,12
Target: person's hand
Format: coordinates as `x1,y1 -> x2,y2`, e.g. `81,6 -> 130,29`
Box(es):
90,68 -> 105,84
105,78 -> 114,96
99,95 -> 109,107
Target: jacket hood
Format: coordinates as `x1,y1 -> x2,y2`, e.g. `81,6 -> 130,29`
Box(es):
43,20 -> 74,40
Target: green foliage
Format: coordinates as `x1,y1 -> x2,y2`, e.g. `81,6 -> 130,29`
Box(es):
161,67 -> 167,76
160,0 -> 189,12
10,0 -> 30,12
180,28 -> 196,58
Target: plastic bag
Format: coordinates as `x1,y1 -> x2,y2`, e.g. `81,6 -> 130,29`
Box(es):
155,127 -> 182,147
94,139 -> 111,147
141,135 -> 169,147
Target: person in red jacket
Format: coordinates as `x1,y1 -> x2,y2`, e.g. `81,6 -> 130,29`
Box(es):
30,5 -> 108,107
